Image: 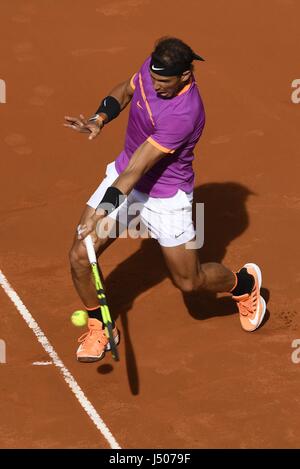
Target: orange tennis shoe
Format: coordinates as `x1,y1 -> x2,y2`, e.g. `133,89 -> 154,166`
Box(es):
232,263 -> 266,332
76,318 -> 119,362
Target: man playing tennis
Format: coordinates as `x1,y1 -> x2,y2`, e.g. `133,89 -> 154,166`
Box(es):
65,37 -> 266,363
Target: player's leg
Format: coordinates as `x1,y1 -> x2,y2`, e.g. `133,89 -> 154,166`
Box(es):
70,195 -> 137,312
69,205 -> 123,362
69,204 -> 119,309
138,188 -> 235,291
69,161 -> 128,361
140,188 -> 265,331
69,160 -> 128,308
160,243 -> 266,331
160,243 -> 235,293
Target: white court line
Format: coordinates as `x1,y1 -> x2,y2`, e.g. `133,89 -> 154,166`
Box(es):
32,361 -> 53,366
0,269 -> 121,449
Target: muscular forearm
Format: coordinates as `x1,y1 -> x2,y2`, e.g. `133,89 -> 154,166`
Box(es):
95,79 -> 133,125
108,81 -> 133,111
94,142 -> 164,219
92,167 -> 141,219
111,141 -> 164,195
112,169 -> 141,195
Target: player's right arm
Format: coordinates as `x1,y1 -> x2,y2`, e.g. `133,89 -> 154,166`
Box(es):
64,75 -> 135,140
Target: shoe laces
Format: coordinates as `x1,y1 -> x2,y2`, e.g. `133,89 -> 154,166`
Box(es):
78,328 -> 108,345
238,288 -> 257,316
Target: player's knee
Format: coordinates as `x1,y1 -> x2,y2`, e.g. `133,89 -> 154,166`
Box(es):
173,271 -> 205,294
173,276 -> 198,294
69,245 -> 89,271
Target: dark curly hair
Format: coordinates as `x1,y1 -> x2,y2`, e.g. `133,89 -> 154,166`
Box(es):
152,37 -> 197,71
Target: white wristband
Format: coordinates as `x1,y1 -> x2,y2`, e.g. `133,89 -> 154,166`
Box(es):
88,114 -> 105,127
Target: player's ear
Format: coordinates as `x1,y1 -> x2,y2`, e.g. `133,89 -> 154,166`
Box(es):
180,70 -> 191,84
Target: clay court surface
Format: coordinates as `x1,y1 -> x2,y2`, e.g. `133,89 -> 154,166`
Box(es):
0,0 -> 299,449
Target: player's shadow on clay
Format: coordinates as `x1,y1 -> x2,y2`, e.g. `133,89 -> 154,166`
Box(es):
104,182 -> 270,394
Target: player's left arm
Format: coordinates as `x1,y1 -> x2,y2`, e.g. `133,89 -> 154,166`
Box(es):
111,140 -> 166,195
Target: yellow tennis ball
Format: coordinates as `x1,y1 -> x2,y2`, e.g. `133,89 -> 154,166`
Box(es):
71,310 -> 88,327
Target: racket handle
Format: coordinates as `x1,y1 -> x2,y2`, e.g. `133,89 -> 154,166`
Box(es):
84,235 -> 97,264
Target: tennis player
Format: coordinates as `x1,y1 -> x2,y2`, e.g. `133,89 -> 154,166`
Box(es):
65,37 -> 266,362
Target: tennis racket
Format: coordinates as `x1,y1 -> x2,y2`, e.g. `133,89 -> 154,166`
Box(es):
84,235 -> 119,361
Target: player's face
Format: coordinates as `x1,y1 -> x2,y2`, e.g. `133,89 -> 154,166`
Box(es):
150,71 -> 190,98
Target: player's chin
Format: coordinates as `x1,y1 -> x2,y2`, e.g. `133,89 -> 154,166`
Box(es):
157,91 -> 171,99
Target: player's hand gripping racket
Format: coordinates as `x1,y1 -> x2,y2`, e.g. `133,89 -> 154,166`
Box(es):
84,235 -> 119,361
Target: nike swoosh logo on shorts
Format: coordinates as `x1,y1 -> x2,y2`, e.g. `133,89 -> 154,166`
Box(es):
151,65 -> 165,71
175,231 -> 184,238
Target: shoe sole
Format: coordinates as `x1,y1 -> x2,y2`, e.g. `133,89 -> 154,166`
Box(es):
242,263 -> 266,331
258,296 -> 266,328
77,351 -> 105,363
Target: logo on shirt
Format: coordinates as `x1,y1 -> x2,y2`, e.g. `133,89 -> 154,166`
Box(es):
137,100 -> 143,110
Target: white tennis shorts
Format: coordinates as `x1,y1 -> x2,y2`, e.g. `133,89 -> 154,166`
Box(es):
87,161 -> 196,247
